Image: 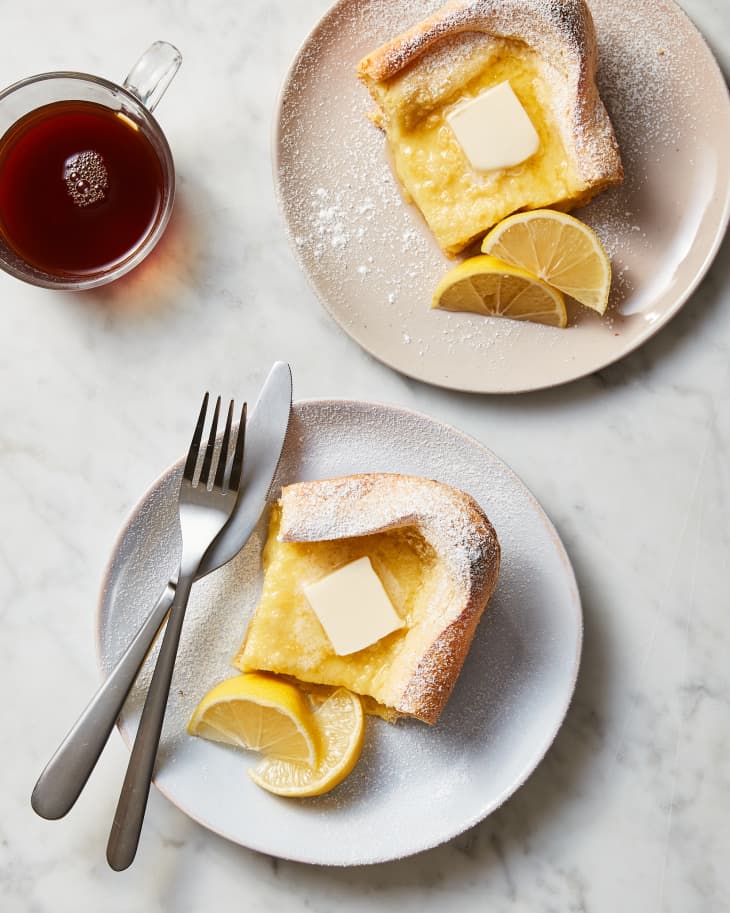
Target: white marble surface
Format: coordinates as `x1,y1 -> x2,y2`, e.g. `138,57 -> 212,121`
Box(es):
1,0 -> 728,909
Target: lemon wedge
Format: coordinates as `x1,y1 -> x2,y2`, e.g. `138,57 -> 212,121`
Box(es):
481,209 -> 611,314
187,672 -> 317,765
248,688 -> 364,797
433,254 -> 567,328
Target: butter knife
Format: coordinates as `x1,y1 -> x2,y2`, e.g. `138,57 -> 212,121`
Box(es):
31,361 -> 292,820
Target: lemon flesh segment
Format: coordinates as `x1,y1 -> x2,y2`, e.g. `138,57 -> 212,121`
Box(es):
248,688 -> 365,797
433,254 -> 567,328
481,209 -> 611,314
187,672 -> 318,766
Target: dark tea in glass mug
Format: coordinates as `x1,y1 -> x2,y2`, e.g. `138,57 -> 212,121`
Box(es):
0,42 -> 181,289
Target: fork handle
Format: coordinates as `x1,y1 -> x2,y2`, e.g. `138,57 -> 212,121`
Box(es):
106,568 -> 195,871
30,582 -> 177,820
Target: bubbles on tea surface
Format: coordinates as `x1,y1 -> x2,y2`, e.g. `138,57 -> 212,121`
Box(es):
63,150 -> 109,207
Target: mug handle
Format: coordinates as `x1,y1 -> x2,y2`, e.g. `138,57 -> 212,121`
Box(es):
122,41 -> 182,112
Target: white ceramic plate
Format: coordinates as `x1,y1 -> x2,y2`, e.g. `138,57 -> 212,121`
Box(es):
97,400 -> 582,865
274,0 -> 730,392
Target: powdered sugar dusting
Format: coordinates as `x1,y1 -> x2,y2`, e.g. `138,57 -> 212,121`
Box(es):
579,0 -> 696,309
280,473 -> 498,594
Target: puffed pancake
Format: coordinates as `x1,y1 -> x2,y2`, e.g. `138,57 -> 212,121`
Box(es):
234,473 -> 501,724
357,0 -> 623,255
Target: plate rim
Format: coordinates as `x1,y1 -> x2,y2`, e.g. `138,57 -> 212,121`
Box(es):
95,397 -> 583,865
271,0 -> 730,394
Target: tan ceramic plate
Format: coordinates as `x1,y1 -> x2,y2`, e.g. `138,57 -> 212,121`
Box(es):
274,0 -> 730,393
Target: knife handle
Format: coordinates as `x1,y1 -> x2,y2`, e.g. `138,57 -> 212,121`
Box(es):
30,582 -> 176,820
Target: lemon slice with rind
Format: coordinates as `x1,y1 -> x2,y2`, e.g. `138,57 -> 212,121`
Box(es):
433,255 -> 567,328
187,672 -> 317,765
248,688 -> 364,797
481,209 -> 611,314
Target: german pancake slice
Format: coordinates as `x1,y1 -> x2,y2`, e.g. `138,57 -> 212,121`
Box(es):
357,0 -> 623,255
234,473 -> 500,724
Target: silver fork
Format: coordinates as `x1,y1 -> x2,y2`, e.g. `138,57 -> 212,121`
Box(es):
106,393 -> 246,871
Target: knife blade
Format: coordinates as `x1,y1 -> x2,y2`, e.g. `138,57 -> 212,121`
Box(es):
31,362 -> 292,820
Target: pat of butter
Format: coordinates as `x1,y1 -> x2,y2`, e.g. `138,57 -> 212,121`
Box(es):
446,80 -> 540,172
303,556 -> 404,656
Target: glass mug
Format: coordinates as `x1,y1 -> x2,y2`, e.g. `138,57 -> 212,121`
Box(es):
0,41 -> 181,290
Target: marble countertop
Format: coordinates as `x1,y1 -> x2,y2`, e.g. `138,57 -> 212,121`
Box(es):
1,0 -> 728,910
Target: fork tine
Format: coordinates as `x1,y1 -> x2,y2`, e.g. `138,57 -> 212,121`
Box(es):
199,396 -> 221,488
214,400 -> 234,490
183,393 -> 209,482
229,402 -> 247,492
